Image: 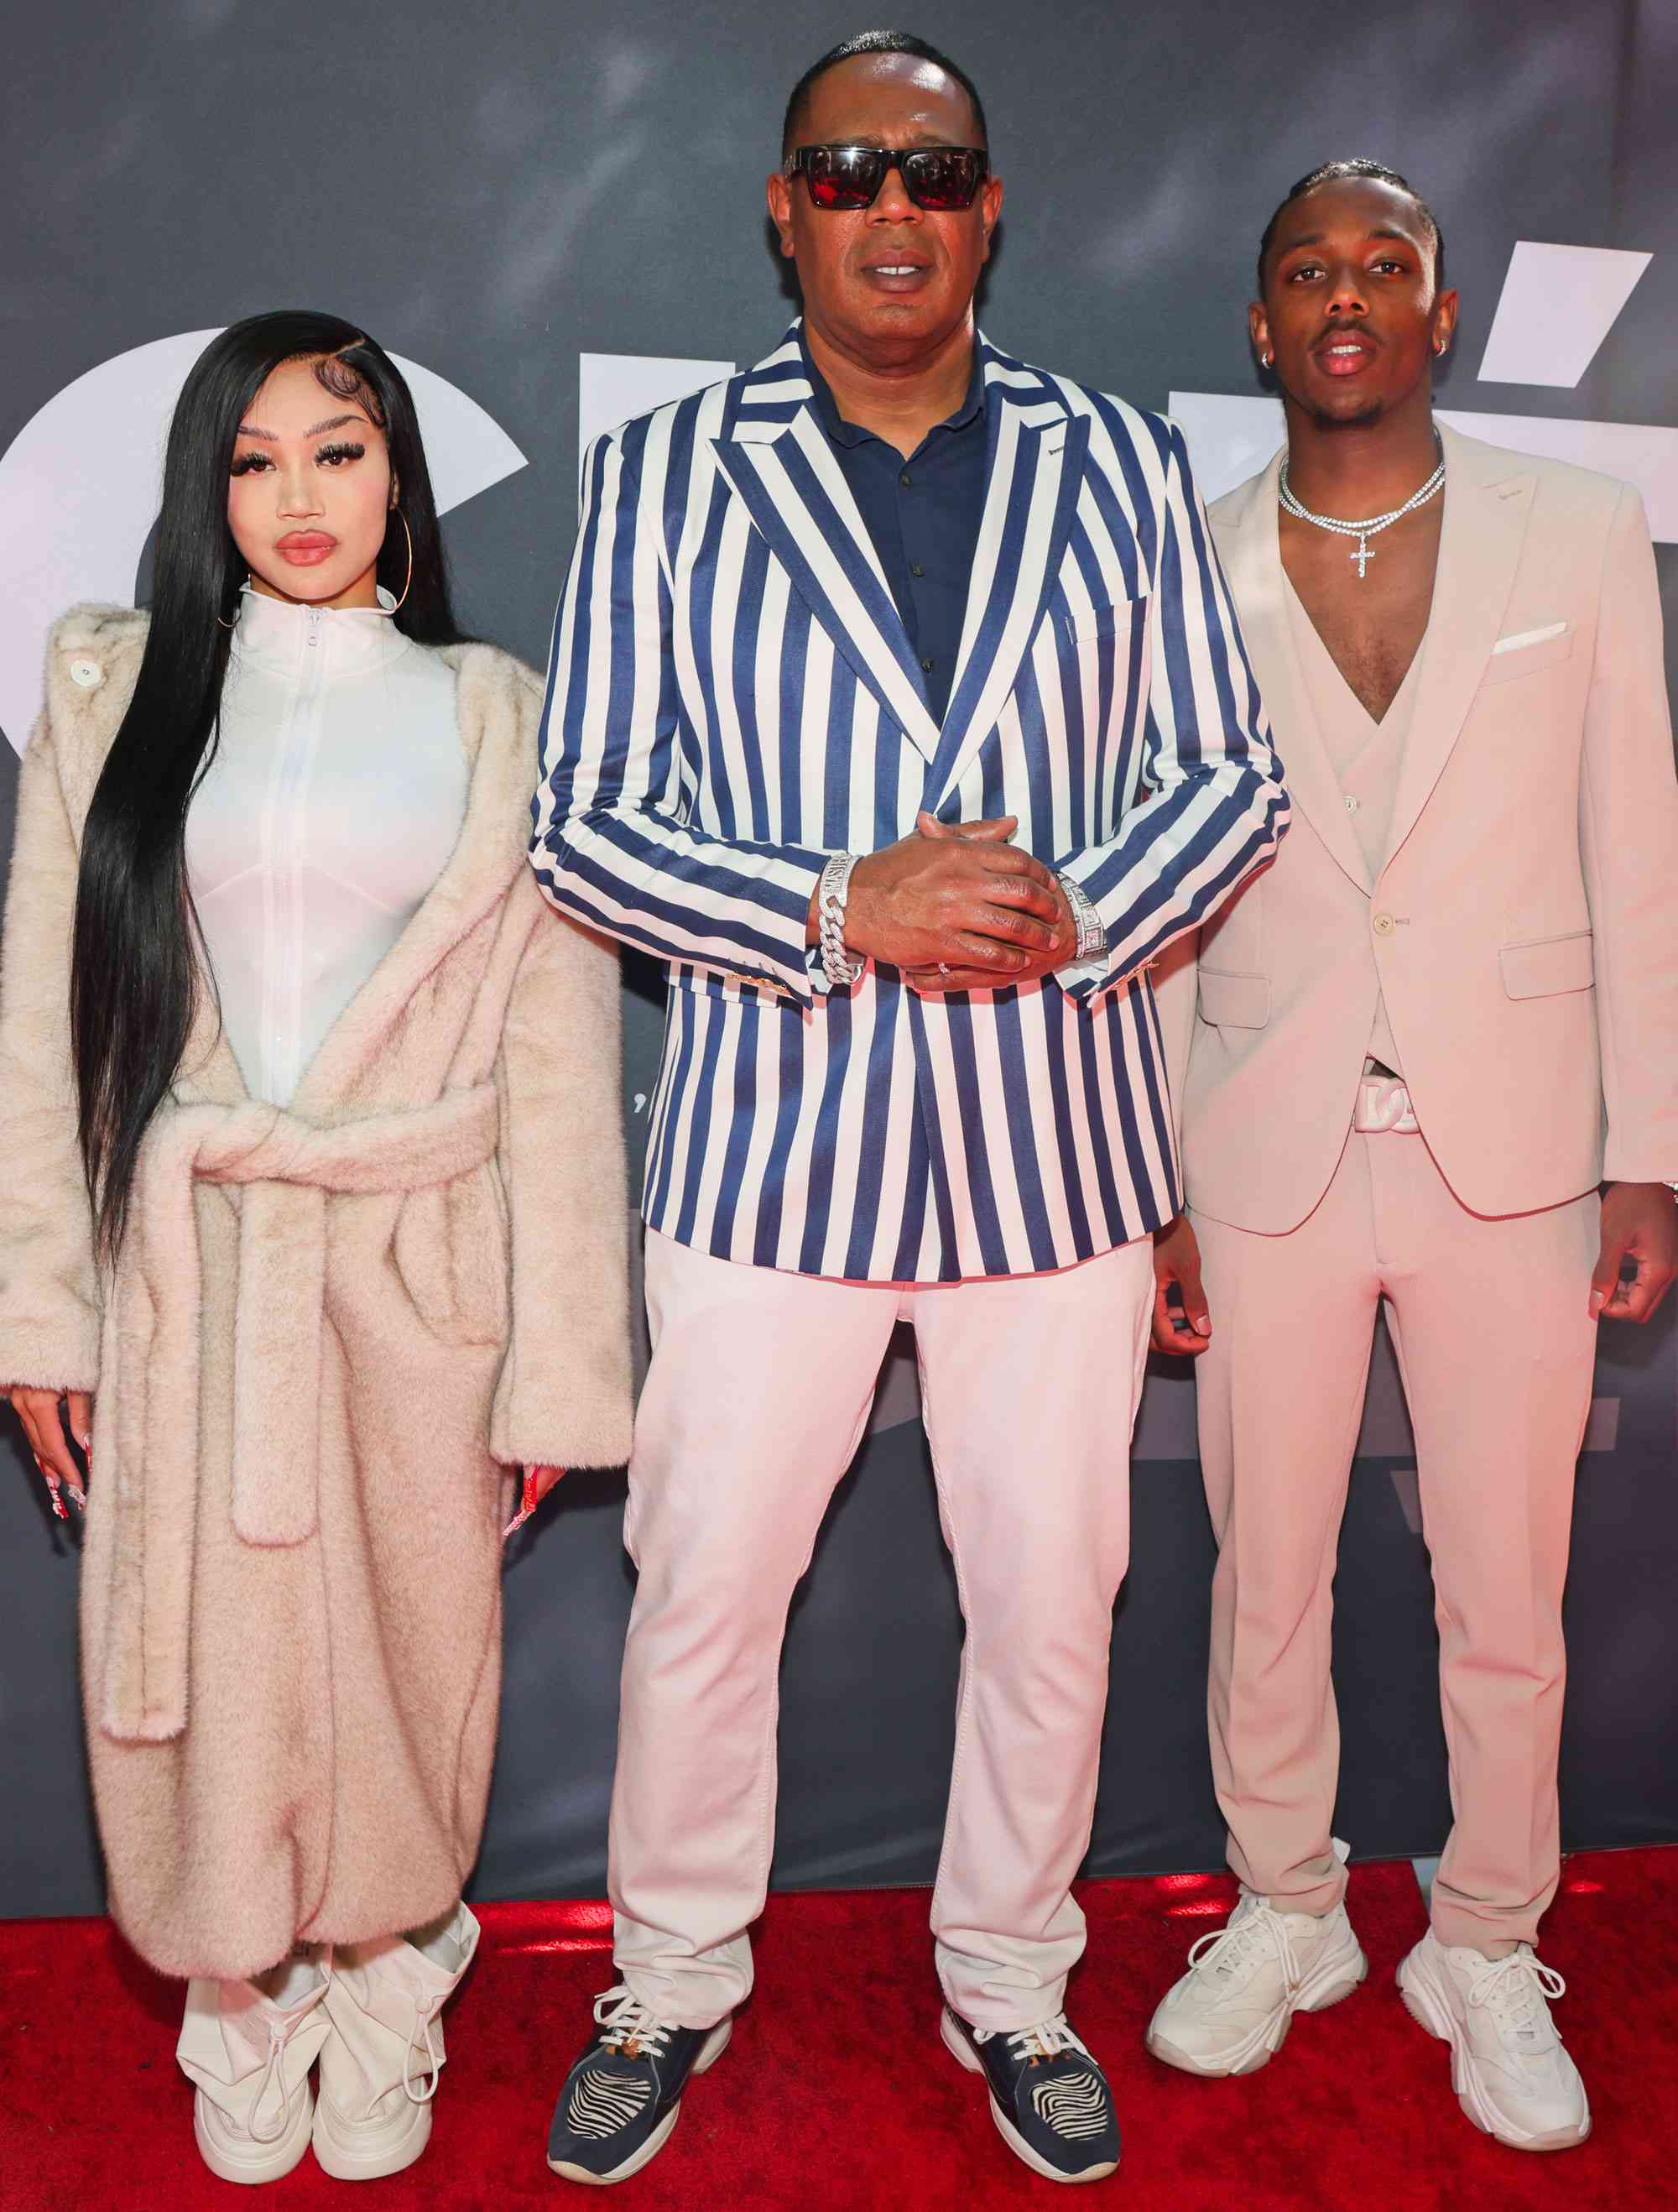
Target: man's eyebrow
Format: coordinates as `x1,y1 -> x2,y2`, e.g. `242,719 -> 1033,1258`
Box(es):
1276,227 -> 1420,254
232,412 -> 367,443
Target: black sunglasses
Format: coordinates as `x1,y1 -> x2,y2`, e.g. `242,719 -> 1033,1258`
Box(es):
787,143 -> 989,212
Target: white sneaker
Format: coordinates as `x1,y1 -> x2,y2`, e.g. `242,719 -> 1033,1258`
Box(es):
313,1903 -> 480,2181
1146,1887 -> 1367,2078
1397,1933 -> 1590,2152
177,1952 -> 333,2184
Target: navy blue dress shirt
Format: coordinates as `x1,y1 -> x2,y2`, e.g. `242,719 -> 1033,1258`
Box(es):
802,338 -> 987,728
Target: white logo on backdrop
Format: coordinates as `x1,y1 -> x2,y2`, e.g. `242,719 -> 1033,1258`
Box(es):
577,352 -> 736,464
0,331 -> 529,756
1170,242 -> 1677,539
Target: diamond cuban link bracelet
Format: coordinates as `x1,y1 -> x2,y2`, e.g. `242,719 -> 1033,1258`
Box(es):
817,852 -> 865,986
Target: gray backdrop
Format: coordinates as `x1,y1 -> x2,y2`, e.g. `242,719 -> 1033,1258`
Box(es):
3,0 -> 1675,1917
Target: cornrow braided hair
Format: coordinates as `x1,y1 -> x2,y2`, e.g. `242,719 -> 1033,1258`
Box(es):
1258,159 -> 1445,293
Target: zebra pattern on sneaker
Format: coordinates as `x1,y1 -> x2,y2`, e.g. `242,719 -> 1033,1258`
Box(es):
941,2006 -> 1122,2183
565,2066 -> 653,2142
548,1985 -> 733,2186
1032,2069 -> 1111,2142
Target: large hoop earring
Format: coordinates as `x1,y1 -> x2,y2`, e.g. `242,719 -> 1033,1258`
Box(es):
216,580 -> 247,630
383,508 -> 413,616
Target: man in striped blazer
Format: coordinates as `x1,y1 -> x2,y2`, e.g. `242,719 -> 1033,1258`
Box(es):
534,32 -> 1286,2189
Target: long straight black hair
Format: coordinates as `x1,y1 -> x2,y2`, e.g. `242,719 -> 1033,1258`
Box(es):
70,310 -> 467,1260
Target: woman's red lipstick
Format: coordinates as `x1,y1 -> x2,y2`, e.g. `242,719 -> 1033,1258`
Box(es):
275,530 -> 337,566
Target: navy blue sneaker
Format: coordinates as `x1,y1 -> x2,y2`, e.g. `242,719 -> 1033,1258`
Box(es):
941,2005 -> 1121,2183
547,1985 -> 732,2186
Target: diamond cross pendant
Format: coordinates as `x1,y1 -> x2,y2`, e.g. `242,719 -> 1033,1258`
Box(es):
1351,537 -> 1374,579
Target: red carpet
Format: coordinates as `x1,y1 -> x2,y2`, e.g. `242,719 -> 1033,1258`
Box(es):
3,1853 -> 1668,2209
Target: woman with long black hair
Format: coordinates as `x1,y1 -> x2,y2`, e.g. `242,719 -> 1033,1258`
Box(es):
0,312 -> 632,2183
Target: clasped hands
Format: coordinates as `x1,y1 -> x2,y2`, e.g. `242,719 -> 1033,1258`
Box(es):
814,811 -> 1079,993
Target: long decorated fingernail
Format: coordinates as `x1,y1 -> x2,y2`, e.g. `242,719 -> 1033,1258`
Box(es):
33,1455 -> 67,1521
65,1479 -> 87,1514
502,1468 -> 539,1542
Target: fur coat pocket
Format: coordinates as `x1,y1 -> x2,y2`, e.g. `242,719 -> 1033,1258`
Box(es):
393,1160 -> 512,1348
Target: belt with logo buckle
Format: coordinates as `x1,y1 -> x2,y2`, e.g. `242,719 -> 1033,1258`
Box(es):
1353,1057 -> 1420,1134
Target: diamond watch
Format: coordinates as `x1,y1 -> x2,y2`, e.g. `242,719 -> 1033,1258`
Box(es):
1059,874 -> 1106,964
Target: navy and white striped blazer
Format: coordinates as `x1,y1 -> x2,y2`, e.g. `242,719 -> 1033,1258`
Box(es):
532,326 -> 1286,1283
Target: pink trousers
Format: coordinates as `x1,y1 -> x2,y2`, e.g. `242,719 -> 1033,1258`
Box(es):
1192,1129 -> 1599,1952
608,1229 -> 1154,2032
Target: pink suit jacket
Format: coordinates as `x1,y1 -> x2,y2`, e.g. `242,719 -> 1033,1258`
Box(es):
1155,422 -> 1678,1233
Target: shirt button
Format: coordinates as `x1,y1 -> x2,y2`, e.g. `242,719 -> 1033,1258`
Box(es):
1373,910 -> 1395,936
920,656 -> 935,673
899,469 -> 913,488
1344,795 -> 1360,812
909,562 -> 925,577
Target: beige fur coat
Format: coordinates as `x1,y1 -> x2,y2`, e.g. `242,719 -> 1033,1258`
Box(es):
0,607 -> 633,1980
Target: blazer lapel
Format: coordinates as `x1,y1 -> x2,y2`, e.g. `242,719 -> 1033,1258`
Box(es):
929,352 -> 1089,801
1216,455 -> 1371,892
711,332 -> 942,762
1382,423 -> 1534,869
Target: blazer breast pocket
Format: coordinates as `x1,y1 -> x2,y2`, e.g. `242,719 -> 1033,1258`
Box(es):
1479,621 -> 1574,687
1060,591 -> 1149,650
1499,928 -> 1594,999
1197,968 -> 1270,1029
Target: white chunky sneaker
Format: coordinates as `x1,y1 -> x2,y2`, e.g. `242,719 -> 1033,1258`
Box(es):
1397,1933 -> 1590,2152
177,1952 -> 333,2184
1147,1887 -> 1367,2078
312,1903 -> 480,2180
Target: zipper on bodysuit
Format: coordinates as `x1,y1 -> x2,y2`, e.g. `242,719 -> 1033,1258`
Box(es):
262,606 -> 326,1102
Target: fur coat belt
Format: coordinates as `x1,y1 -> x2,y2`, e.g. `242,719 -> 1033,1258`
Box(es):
99,1083 -> 502,1745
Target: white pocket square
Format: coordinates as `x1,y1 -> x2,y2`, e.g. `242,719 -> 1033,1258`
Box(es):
1493,621 -> 1568,655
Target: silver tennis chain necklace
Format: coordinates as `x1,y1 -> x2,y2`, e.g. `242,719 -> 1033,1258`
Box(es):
1279,443 -> 1446,580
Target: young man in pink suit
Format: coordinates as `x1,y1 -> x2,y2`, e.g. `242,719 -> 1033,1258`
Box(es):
1148,159 -> 1677,2153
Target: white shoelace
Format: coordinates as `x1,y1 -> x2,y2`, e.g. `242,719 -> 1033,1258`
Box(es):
592,1985 -> 675,2061
1466,1952 -> 1566,2051
1186,1902 -> 1301,1991
403,2001 -> 446,2104
560,1986 -> 673,2142
245,2027 -> 296,2145
974,2013 -> 1094,2066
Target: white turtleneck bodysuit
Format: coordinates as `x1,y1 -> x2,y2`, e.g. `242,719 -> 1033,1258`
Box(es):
185,587 -> 470,1107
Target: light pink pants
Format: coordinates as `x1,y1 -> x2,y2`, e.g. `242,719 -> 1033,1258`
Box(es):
1192,1129 -> 1599,1952
608,1229 -> 1154,2032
